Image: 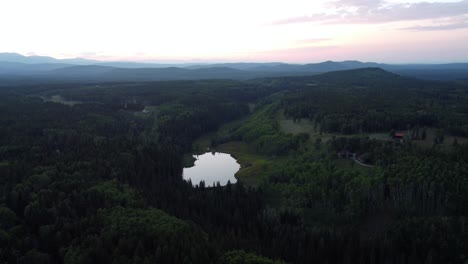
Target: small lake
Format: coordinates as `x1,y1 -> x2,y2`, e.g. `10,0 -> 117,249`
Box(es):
183,152 -> 240,187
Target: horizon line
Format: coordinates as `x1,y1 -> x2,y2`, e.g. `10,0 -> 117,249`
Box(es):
1,51 -> 468,65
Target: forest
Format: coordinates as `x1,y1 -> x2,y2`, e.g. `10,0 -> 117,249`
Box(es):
1,68 -> 468,263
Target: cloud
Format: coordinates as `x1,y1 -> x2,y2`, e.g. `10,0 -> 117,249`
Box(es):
331,0 -> 383,8
296,38 -> 332,44
79,52 -> 98,57
366,1 -> 468,23
403,20 -> 468,31
273,0 -> 468,25
272,14 -> 334,25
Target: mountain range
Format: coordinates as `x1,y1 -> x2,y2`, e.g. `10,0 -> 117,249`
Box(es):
1,52 -> 467,84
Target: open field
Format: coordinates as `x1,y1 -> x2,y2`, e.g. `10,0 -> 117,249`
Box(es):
277,110 -> 468,151
276,110 -> 388,142
189,113 -> 375,186
215,141 -> 271,186
41,95 -> 82,106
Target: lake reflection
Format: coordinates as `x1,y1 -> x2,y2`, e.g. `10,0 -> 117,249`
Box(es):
183,152 -> 240,187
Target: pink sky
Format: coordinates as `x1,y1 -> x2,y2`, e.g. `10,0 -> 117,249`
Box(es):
1,0 -> 468,63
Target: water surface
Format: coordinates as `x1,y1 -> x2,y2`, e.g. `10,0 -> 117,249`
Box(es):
183,152 -> 239,187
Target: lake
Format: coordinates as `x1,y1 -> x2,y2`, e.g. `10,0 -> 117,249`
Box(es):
183,152 -> 240,187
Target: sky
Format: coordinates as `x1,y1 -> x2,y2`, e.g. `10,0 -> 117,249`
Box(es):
0,0 -> 467,63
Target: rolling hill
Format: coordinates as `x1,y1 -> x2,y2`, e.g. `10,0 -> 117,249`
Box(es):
1,52 -> 467,84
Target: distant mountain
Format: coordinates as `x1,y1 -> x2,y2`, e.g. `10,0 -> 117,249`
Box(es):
0,53 -> 188,68
186,61 -> 468,79
208,61 -> 467,72
0,61 -> 74,74
51,65 -> 115,76
96,62 -> 176,68
47,66 -> 302,82
0,52 -> 98,65
0,52 -> 467,83
0,53 -> 58,64
314,67 -> 402,83
185,62 -> 287,70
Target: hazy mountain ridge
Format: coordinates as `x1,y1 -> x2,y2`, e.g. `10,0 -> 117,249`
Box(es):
1,52 -> 468,83
0,52 -> 99,65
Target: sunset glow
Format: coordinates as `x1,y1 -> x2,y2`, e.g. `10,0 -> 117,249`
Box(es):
1,0 -> 467,63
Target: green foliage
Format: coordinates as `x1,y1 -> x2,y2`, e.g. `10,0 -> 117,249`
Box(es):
281,70 -> 468,136
0,206 -> 17,229
63,207 -> 211,264
18,249 -> 51,264
1,71 -> 468,264
264,153 -> 381,224
232,103 -> 301,155
99,206 -> 192,240
86,180 -> 143,208
218,250 -> 287,264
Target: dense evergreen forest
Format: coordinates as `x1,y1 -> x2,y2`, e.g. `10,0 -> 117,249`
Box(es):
1,68 -> 468,263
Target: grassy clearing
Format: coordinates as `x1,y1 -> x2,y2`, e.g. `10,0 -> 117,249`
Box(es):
277,110 -> 388,142
187,108 -> 386,187
277,110 -> 316,135
42,95 -> 82,106
277,109 -> 468,151
215,141 -> 272,187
